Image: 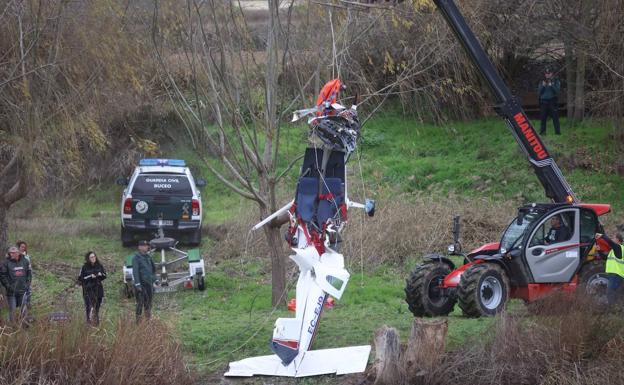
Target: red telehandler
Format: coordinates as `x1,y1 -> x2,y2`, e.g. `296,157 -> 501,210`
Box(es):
405,0 -> 612,317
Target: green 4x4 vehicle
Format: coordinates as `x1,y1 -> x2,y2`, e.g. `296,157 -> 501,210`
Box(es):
116,159 -> 206,247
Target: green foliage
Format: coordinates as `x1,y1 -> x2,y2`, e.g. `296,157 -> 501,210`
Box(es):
358,114 -> 624,210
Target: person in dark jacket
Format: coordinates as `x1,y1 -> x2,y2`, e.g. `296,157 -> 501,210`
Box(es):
538,68 -> 561,135
132,240 -> 156,323
77,251 -> 106,325
16,240 -> 33,313
0,246 -> 32,322
544,215 -> 571,244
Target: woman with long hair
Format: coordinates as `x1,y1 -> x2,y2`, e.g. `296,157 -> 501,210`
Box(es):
77,251 -> 106,325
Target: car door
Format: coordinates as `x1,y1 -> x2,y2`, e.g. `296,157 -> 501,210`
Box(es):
525,209 -> 580,283
579,208 -> 600,258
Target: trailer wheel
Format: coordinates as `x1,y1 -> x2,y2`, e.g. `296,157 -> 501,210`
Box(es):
405,262 -> 455,317
121,226 -> 134,247
578,260 -> 608,305
196,275 -> 206,291
458,263 -> 509,317
188,228 -> 202,247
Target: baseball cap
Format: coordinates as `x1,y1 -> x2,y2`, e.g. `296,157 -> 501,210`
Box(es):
7,246 -> 19,253
138,240 -> 150,246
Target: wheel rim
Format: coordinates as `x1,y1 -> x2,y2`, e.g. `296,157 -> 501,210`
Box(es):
427,275 -> 446,306
586,273 -> 609,303
480,276 -> 503,310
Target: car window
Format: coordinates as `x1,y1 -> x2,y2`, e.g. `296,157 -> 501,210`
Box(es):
131,174 -> 192,195
580,210 -> 598,244
529,211 -> 575,247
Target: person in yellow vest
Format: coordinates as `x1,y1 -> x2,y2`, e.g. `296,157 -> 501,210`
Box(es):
596,232 -> 624,306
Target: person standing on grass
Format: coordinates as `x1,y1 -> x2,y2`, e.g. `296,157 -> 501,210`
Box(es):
16,240 -> 33,314
0,246 -> 32,322
77,251 -> 106,325
596,232 -> 624,306
538,68 -> 561,135
16,241 -> 31,263
132,240 -> 156,323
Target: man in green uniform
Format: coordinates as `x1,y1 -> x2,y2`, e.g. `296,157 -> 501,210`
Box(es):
132,240 -> 156,323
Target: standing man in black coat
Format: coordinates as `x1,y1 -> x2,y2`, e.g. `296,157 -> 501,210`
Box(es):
132,240 -> 156,323
77,251 -> 107,325
0,246 -> 32,322
538,68 -> 562,135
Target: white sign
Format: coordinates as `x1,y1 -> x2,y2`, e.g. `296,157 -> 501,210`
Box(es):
136,200 -> 149,214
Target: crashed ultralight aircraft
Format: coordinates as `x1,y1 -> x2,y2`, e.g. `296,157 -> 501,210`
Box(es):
225,79 -> 375,378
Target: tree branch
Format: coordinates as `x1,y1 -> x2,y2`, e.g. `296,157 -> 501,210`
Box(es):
275,153 -> 305,183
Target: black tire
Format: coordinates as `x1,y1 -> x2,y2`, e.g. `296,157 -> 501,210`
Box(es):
121,226 -> 134,247
188,227 -> 202,246
578,260 -> 608,304
196,275 -> 206,291
458,263 -> 509,317
405,262 -> 455,317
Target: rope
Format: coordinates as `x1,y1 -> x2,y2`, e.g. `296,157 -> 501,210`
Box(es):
356,145 -> 366,288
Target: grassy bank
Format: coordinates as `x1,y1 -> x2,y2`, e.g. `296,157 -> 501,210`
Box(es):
3,114 -> 623,383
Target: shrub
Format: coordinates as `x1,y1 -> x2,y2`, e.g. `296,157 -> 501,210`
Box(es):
0,316 -> 197,385
422,293 -> 624,385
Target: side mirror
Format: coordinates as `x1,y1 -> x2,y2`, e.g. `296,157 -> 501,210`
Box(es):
195,179 -> 207,188
510,248 -> 522,258
365,199 -> 375,217
516,212 -> 524,226
448,242 -> 462,255
116,177 -> 129,186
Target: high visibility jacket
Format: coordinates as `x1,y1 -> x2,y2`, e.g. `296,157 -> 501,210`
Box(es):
606,245 -> 624,278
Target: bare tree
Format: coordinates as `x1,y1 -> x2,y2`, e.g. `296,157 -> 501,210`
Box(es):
0,1 -> 66,250
0,0 -> 155,250
150,0 -> 449,306
151,0 -> 307,306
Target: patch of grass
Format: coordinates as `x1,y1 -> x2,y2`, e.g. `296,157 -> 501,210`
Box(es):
173,264 -> 494,375
0,316 -> 196,385
359,115 -> 624,210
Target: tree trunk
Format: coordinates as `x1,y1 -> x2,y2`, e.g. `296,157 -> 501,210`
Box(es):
258,174 -> 286,308
373,326 -> 404,385
264,223 -> 286,307
572,0 -> 589,121
573,49 -> 586,121
564,42 -> 576,120
0,205 -> 7,253
403,318 -> 448,381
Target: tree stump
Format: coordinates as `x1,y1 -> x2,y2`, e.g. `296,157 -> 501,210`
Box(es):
373,326 -> 405,385
403,318 -> 448,381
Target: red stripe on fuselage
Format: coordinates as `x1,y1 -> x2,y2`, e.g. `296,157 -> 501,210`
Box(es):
272,339 -> 299,349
